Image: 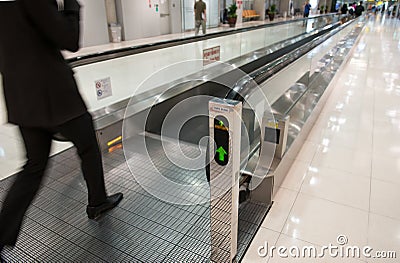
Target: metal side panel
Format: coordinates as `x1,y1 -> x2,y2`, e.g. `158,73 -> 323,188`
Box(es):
271,22 -> 365,196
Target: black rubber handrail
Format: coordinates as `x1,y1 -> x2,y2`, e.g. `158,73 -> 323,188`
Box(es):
226,16 -> 356,102
89,15 -> 354,129
67,13 -> 347,68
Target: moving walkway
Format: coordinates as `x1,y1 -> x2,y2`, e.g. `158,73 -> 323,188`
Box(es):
0,14 -> 364,262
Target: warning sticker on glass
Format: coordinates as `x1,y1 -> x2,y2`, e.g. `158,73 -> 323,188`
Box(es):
203,46 -> 220,66
95,77 -> 113,100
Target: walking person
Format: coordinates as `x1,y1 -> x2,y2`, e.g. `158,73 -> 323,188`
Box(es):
388,4 -> 394,16
355,1 -> 365,17
0,0 -> 123,260
341,3 -> 348,14
303,0 -> 312,26
194,0 -> 207,35
303,0 -> 312,17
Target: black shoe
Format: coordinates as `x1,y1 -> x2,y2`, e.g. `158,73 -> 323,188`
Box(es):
239,183 -> 250,204
86,193 -> 123,220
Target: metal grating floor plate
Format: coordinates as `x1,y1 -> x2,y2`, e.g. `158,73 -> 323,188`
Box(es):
0,135 -> 270,262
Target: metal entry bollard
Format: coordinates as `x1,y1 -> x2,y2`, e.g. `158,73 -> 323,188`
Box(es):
208,98 -> 242,262
262,114 -> 290,159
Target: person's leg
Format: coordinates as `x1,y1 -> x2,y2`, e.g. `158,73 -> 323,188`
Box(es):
57,112 -> 107,207
195,20 -> 201,35
57,113 -> 122,220
0,127 -> 52,246
202,20 -> 206,34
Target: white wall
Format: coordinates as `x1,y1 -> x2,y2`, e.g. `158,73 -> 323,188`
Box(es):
170,0 -> 182,34
254,0 -> 266,19
237,0 -> 243,23
80,0 -> 110,47
183,0 -> 195,30
117,0 -> 162,40
105,0 -> 118,24
208,0 -> 220,27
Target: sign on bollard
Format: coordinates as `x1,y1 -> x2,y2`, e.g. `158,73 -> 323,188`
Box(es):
209,98 -> 242,262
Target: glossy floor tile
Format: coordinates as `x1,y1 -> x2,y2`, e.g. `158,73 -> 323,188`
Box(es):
370,178 -> 400,220
294,140 -> 320,164
281,193 -> 369,248
261,187 -> 298,232
371,154 -> 400,185
311,145 -> 372,177
241,228 -> 280,263
300,166 -> 370,211
269,234 -> 366,262
280,160 -> 309,191
367,213 -> 400,263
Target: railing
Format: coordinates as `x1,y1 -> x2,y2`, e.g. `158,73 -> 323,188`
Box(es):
195,16 -> 353,172
68,14 -> 347,119
0,14 -> 348,126
226,16 -> 363,187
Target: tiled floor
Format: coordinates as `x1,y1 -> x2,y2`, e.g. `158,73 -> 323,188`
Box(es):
242,15 -> 400,262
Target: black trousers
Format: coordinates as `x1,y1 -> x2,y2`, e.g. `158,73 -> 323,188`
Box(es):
0,112 -> 107,246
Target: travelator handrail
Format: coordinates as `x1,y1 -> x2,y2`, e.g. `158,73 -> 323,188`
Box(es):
53,12 -> 352,144
226,16 -> 356,102
226,16 -> 359,173
66,13 -> 345,68
79,14 -> 351,135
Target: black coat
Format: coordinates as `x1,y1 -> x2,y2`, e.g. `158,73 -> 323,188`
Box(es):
0,0 -> 87,127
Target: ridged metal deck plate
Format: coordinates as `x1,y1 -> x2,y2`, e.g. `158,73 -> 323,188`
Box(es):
0,136 -> 269,262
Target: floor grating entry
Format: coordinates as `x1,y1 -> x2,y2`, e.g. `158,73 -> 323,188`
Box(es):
0,136 -> 270,262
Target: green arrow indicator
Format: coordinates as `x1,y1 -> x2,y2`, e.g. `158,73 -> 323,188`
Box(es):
216,146 -> 228,162
219,120 -> 224,126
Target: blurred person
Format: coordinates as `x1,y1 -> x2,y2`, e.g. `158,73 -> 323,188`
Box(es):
223,8 -> 228,24
355,1 -> 365,17
0,0 -> 123,259
303,0 -> 311,17
348,3 -> 355,16
341,3 -> 348,14
303,0 -> 311,26
388,4 -> 393,16
194,0 -> 206,35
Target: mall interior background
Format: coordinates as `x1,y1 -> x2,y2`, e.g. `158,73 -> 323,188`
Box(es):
67,0 -> 340,47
